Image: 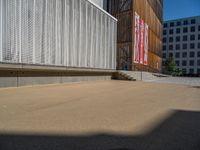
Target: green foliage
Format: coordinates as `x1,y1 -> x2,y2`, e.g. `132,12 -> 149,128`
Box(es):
165,57 -> 177,73
171,68 -> 183,76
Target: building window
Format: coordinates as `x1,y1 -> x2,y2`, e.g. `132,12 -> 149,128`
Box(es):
169,37 -> 173,42
182,52 -> 187,58
176,28 -> 180,34
176,61 -> 180,66
190,43 -> 195,49
169,45 -> 173,50
163,37 -> 167,43
162,60 -> 166,65
197,68 -> 200,74
176,44 -> 180,50
189,60 -> 194,66
199,34 -> 200,40
163,53 -> 166,58
175,52 -> 180,58
170,22 -> 174,27
182,60 -> 187,66
183,44 -> 187,50
189,69 -> 194,74
198,60 -> 200,66
198,51 -> 200,57
164,23 -> 168,28
163,30 -> 167,35
199,26 -> 200,31
190,51 -> 195,57
163,45 -> 166,51
169,29 -> 174,34
183,35 -> 187,41
190,26 -> 195,32
183,20 -> 188,25
176,21 -> 181,26
183,27 -> 188,33
190,35 -> 195,41
176,36 -> 180,42
169,53 -> 173,57
182,68 -> 187,74
198,43 -> 200,49
191,19 -> 196,24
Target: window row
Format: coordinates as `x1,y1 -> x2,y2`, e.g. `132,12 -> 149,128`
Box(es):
163,35 -> 200,43
163,51 -> 200,59
163,19 -> 196,28
181,68 -> 200,74
173,60 -> 200,67
163,43 -> 200,50
180,68 -> 200,74
163,26 -> 200,35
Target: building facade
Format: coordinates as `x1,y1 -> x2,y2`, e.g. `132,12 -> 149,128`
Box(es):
162,16 -> 200,75
0,0 -> 117,70
89,0 -> 103,7
89,0 -> 108,10
107,0 -> 163,72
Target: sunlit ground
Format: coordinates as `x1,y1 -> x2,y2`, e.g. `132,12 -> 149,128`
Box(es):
0,81 -> 200,150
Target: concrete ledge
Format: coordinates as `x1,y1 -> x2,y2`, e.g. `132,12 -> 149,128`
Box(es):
0,63 -> 116,73
0,63 -> 115,88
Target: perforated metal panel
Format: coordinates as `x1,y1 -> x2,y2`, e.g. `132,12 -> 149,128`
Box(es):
88,0 -> 104,8
0,0 -> 117,70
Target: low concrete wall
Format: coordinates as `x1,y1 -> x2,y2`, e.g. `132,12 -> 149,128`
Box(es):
0,63 -> 115,88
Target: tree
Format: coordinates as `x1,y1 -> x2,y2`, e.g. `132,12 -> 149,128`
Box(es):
164,57 -> 177,74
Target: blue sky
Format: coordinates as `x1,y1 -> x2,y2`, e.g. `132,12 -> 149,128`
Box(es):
164,0 -> 200,21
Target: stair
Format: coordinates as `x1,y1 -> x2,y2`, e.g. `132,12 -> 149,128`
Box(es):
118,71 -> 136,81
118,71 -> 169,81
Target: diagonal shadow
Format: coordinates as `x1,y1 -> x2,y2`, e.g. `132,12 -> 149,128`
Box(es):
0,110 -> 200,150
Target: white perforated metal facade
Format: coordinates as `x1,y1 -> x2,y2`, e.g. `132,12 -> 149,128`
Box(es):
89,0 -> 104,8
0,0 -> 117,70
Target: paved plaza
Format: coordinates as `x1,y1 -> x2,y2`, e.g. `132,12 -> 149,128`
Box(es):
146,76 -> 200,86
0,80 -> 200,150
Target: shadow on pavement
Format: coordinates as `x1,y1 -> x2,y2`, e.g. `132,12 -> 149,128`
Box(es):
0,110 -> 200,150
192,86 -> 200,89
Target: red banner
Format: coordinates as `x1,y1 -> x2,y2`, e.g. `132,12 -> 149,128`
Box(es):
133,12 -> 140,63
134,12 -> 148,65
139,19 -> 144,64
144,23 -> 148,65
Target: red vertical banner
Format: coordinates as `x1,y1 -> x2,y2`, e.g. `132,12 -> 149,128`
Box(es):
134,12 -> 140,63
139,19 -> 144,64
144,23 -> 148,65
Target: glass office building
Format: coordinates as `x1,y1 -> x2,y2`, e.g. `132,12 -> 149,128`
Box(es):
163,16 -> 200,75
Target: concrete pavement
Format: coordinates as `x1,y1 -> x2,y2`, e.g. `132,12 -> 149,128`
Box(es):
146,76 -> 200,86
0,81 -> 200,150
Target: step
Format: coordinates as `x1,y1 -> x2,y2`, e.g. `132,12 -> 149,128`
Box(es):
118,71 -> 166,81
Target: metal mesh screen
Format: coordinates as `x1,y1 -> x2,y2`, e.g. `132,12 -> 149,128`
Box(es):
0,0 -> 117,70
